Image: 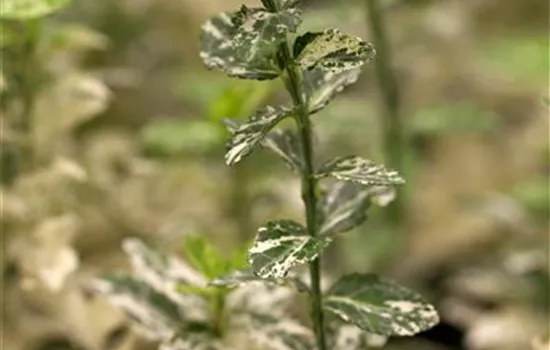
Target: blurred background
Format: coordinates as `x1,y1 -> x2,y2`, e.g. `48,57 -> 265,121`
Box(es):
1,0 -> 548,349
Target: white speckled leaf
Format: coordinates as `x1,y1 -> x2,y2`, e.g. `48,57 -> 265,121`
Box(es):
121,238 -> 208,319
294,29 -> 375,72
0,0 -> 72,19
200,7 -> 301,80
328,323 -> 388,350
324,274 -> 439,336
317,182 -> 370,236
233,311 -> 316,350
225,106 -> 292,165
316,156 -> 405,188
262,129 -> 303,171
160,335 -> 226,350
248,220 -> 331,279
93,274 -> 184,341
302,67 -> 362,114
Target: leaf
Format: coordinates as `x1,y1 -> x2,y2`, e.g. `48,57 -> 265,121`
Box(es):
294,29 -> 375,72
182,235 -> 227,279
141,119 -> 224,156
262,129 -> 303,171
317,181 -> 370,236
302,67 -> 362,114
210,268 -> 308,292
122,238 -> 208,316
248,220 -> 331,279
0,0 -> 72,19
94,274 -> 184,341
233,312 -> 315,350
328,323 -> 387,350
316,156 -> 405,188
225,105 -> 292,165
232,6 -> 301,64
160,335 -> 225,350
260,0 -> 299,10
324,273 -> 439,336
199,8 -> 301,80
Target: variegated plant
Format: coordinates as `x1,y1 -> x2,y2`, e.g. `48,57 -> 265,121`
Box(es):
93,236 -> 317,350
200,1 -> 439,349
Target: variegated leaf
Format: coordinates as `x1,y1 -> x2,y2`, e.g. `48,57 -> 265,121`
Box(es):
160,335 -> 225,350
302,67 -> 362,114
211,268 -> 309,292
248,220 -> 331,279
93,274 -> 183,341
233,312 -> 316,350
262,129 -> 303,171
294,29 -> 375,72
317,182 -> 370,236
225,106 -> 292,165
324,274 -> 439,336
122,238 -> 208,319
232,6 -> 301,63
316,156 -> 405,188
200,11 -> 276,80
200,7 -> 300,80
260,0 -> 299,10
0,0 -> 72,19
328,323 -> 388,350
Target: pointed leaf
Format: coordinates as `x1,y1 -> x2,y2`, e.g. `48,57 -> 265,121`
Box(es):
294,29 -> 375,72
0,0 -> 72,19
317,182 -> 370,236
199,7 -> 301,80
316,156 -> 405,188
232,6 -> 301,63
248,220 -> 331,279
233,312 -> 316,350
210,268 -> 309,292
225,106 -> 292,165
262,129 -> 303,171
182,235 -> 227,279
93,274 -> 183,341
324,274 -> 439,336
303,67 -> 362,114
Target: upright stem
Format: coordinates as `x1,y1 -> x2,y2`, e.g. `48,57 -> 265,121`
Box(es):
282,45 -> 327,350
14,20 -> 40,175
366,0 -> 405,225
263,6 -> 326,350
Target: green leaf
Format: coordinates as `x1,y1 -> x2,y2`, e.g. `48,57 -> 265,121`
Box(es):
225,105 -> 292,165
182,236 -> 227,280
0,0 -> 72,19
262,129 -> 303,171
316,156 -> 405,188
141,119 -> 224,156
324,273 -> 439,336
94,274 -> 184,341
199,7 -> 301,80
317,181 -> 370,236
294,29 -> 375,72
302,67 -> 362,114
233,312 -> 315,350
248,220 -> 331,279
260,0 -> 299,10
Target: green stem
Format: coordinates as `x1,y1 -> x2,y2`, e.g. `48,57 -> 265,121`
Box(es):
212,290 -> 226,337
264,1 -> 326,347
366,0 -> 405,225
15,20 -> 40,174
